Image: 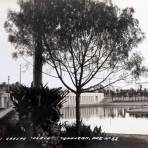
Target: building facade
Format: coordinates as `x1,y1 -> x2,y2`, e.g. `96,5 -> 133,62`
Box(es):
0,92 -> 10,108
63,92 -> 104,107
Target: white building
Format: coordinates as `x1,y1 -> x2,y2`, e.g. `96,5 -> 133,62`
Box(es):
0,92 -> 11,109
63,92 -> 104,107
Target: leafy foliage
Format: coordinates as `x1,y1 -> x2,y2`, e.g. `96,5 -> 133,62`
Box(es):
60,122 -> 107,146
4,0 -> 64,59
61,122 -> 105,137
42,0 -> 146,93
10,83 -> 67,137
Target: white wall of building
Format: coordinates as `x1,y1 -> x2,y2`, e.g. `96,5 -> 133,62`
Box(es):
0,92 -> 10,108
63,92 -> 104,107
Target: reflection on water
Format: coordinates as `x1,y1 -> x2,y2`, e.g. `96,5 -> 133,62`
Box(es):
60,105 -> 148,135
61,106 -> 146,119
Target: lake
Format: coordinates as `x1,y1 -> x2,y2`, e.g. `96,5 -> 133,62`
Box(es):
60,105 -> 148,135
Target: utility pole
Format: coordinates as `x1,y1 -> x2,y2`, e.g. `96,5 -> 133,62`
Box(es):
109,78 -> 111,97
20,64 -> 22,84
8,75 -> 10,93
7,76 -> 10,108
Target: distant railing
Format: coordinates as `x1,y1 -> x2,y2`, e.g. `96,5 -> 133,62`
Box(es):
112,96 -> 148,102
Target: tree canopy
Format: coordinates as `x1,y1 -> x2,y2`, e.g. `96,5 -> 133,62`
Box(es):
4,0 -> 64,87
42,0 -> 145,136
43,0 -> 145,92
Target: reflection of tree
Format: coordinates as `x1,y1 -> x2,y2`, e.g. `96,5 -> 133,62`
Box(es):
129,113 -> 148,118
118,108 -> 125,117
61,106 -> 130,119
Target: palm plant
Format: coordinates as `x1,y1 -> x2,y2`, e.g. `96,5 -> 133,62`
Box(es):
10,83 -> 67,145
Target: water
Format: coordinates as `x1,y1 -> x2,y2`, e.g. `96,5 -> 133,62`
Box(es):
60,105 -> 148,135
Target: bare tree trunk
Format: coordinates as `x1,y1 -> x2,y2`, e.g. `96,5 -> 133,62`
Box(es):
75,92 -> 81,137
33,38 -> 42,88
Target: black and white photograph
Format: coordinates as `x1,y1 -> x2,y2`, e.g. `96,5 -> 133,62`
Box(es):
0,0 -> 148,148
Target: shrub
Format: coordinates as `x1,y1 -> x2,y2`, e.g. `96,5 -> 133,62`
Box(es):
10,83 -> 67,140
60,121 -> 105,137
60,122 -> 106,146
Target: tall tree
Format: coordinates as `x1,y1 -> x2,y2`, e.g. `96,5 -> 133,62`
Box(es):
4,0 -> 61,87
5,0 -> 42,87
42,0 -> 145,136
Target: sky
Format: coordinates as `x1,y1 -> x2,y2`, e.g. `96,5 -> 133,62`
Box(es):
0,0 -> 148,89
